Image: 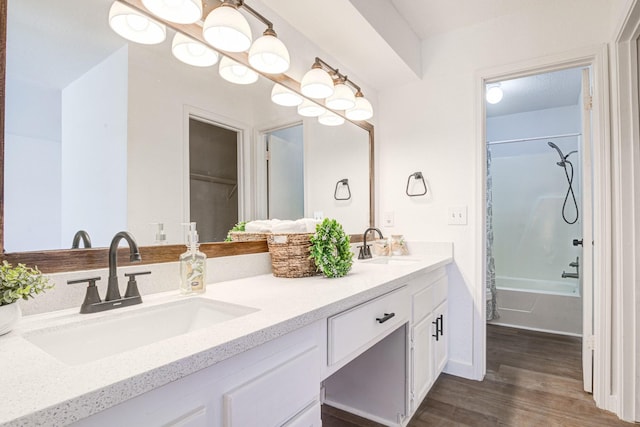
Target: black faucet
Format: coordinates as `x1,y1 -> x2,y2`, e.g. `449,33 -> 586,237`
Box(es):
106,231 -> 142,301
71,230 -> 92,249
358,227 -> 384,259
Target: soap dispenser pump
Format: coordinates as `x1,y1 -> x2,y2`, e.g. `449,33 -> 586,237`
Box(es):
179,222 -> 207,295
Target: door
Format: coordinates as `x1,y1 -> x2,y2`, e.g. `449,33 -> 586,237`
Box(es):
411,313 -> 434,412
266,125 -> 304,219
580,67 -> 594,393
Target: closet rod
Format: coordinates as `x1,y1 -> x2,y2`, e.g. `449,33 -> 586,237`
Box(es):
487,132 -> 581,145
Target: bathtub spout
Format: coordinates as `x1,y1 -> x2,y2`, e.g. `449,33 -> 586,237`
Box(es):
561,271 -> 579,279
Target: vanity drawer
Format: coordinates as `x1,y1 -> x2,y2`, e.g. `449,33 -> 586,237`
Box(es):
412,275 -> 448,322
328,286 -> 408,366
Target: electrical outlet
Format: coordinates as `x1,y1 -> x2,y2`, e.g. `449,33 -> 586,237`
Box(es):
448,206 -> 468,225
313,211 -> 324,220
383,211 -> 395,227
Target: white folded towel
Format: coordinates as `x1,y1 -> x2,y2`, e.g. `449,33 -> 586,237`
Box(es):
272,220 -> 306,233
245,220 -> 272,233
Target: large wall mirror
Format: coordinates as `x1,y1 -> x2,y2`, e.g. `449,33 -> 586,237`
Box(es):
1,0 -> 374,269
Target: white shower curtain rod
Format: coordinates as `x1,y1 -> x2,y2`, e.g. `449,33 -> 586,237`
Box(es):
487,132 -> 582,145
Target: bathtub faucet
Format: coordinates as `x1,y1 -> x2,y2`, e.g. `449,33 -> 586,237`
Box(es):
561,256 -> 579,279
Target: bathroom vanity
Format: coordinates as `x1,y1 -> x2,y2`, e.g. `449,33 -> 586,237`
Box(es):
0,248 -> 451,427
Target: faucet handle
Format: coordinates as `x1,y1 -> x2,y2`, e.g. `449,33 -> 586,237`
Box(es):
357,244 -> 372,260
67,277 -> 102,313
124,271 -> 150,299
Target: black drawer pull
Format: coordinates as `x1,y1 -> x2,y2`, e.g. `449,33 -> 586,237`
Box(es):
376,312 -> 395,324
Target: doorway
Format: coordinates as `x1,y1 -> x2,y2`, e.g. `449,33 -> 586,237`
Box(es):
484,66 -> 594,392
188,117 -> 240,242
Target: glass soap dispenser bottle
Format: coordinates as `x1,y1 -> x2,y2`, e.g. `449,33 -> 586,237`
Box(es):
179,222 -> 206,295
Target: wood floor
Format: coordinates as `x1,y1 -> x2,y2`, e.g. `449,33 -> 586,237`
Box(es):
322,325 -> 633,426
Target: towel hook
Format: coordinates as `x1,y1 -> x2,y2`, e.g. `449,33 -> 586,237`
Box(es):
406,172 -> 427,197
334,178 -> 351,200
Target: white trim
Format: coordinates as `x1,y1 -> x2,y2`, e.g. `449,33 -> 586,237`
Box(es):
475,45 -> 612,412
611,0 -> 640,421
182,105 -> 252,223
488,322 -> 583,338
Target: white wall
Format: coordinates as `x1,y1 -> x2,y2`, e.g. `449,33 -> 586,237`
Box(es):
4,77 -> 62,251
376,1 -> 618,378
61,46 -> 128,248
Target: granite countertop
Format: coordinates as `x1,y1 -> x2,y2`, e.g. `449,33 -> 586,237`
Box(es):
0,248 -> 452,426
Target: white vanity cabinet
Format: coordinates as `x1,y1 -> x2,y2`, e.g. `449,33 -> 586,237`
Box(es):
72,322 -> 322,427
409,267 -> 448,414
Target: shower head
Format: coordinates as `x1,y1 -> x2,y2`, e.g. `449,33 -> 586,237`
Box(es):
548,141 -> 566,166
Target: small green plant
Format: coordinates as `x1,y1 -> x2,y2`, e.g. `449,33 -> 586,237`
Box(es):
0,261 -> 53,306
225,221 -> 247,242
309,218 -> 353,278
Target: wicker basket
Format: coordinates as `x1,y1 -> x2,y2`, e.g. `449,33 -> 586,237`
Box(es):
267,233 -> 317,278
229,231 -> 269,242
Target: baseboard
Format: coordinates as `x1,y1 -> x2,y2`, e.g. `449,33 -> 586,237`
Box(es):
443,359 -> 480,380
489,321 -> 583,337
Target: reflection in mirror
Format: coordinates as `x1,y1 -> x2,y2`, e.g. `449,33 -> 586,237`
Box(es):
4,0 -> 372,253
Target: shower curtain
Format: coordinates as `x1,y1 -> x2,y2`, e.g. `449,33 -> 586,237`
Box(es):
486,148 -> 499,321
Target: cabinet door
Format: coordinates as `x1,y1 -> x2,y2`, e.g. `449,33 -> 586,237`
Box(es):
433,301 -> 448,376
411,313 -> 434,412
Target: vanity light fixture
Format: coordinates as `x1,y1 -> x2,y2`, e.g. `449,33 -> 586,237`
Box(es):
172,32 -> 220,67
203,0 -> 252,52
318,110 -> 345,126
244,3 -> 290,74
301,60 -> 335,99
108,1 -> 166,45
346,91 -> 374,121
297,99 -> 326,117
486,84 -> 503,104
271,83 -> 303,107
326,77 -> 356,110
218,56 -> 259,84
141,0 -> 202,24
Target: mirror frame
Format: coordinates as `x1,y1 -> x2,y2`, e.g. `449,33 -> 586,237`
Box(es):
0,0 -> 374,273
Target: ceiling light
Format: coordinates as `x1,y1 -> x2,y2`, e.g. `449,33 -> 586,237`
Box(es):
318,111 -> 345,126
326,79 -> 355,110
271,83 -> 303,107
346,91 -> 373,121
218,56 -> 258,84
109,1 -> 166,45
301,63 -> 334,99
203,1 -> 252,53
141,0 -> 202,24
172,32 -> 219,67
297,99 -> 326,117
486,85 -> 503,104
248,29 -> 290,74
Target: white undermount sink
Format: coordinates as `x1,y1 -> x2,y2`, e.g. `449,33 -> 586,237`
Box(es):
24,298 -> 258,365
362,257 -> 422,265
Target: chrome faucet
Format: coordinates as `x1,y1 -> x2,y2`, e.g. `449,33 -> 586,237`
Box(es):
71,230 -> 92,248
562,256 -> 579,279
67,231 -> 147,314
358,227 -> 384,259
107,231 -> 142,301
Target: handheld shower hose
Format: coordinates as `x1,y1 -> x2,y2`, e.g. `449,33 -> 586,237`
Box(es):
548,142 -> 579,224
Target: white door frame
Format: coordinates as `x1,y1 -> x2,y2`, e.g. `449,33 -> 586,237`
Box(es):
611,0 -> 640,421
475,45 -> 613,412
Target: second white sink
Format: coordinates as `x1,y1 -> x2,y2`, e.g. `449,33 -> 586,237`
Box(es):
24,298 -> 258,365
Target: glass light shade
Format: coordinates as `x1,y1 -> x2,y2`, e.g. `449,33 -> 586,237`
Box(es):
218,56 -> 258,85
297,99 -> 326,117
486,86 -> 503,104
172,33 -> 219,67
248,35 -> 290,74
325,82 -> 356,110
300,67 -> 334,99
203,5 -> 252,52
141,0 -> 202,24
346,95 -> 373,121
318,111 -> 345,126
271,83 -> 303,107
109,1 -> 166,45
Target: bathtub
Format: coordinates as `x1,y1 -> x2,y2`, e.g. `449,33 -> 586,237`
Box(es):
489,276 -> 582,336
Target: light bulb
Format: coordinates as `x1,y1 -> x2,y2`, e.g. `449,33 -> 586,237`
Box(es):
218,56 -> 258,85
326,81 -> 355,110
318,111 -> 345,126
203,4 -> 252,52
142,0 -> 202,24
109,1 -> 166,45
248,32 -> 290,74
301,67 -> 334,99
486,86 -> 503,104
297,99 -> 326,117
172,32 -> 219,67
271,83 -> 303,107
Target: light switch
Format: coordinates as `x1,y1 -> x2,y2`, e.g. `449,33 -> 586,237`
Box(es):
383,211 -> 394,227
448,206 -> 467,225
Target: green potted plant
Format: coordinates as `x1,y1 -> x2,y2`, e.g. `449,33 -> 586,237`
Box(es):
0,261 -> 53,335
